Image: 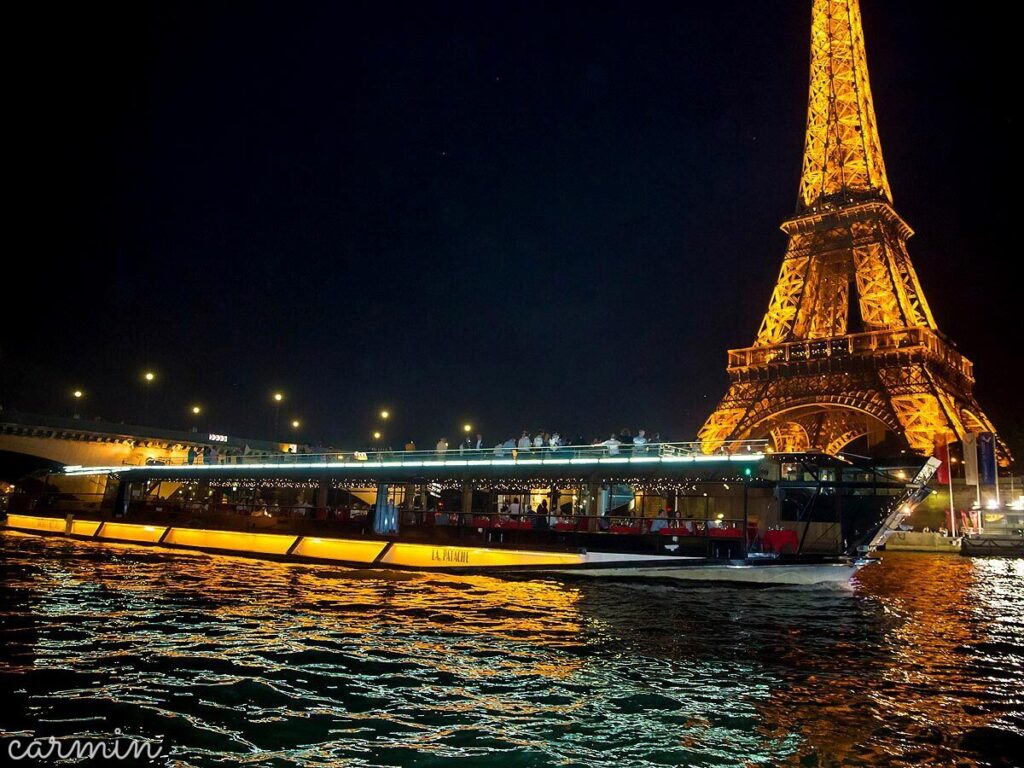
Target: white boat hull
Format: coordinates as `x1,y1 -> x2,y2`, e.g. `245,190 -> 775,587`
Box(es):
550,560 -> 869,586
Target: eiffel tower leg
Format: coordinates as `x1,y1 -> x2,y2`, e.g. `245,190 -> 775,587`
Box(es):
878,365 -> 1012,464
698,381 -> 765,453
878,364 -> 964,455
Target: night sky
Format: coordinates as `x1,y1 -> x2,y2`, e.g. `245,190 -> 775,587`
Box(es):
4,1 -> 1019,449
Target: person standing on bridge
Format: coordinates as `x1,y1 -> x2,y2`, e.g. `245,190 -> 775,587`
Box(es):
435,437 -> 448,457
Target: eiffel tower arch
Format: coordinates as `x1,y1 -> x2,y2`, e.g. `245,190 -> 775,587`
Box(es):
699,0 -> 1009,461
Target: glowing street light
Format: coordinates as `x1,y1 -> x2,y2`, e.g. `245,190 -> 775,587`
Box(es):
373,431 -> 382,440
192,405 -> 201,415
380,409 -> 390,420
463,423 -> 472,434
72,389 -> 83,418
291,419 -> 301,429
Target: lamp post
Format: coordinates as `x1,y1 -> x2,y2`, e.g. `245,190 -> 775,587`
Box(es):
272,392 -> 284,439
191,405 -> 201,433
142,371 -> 156,424
72,390 -> 83,419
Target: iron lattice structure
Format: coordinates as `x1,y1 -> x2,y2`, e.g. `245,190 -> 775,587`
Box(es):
699,0 -> 1007,461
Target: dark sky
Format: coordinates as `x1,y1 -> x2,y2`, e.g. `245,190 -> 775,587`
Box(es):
4,1 -> 1019,447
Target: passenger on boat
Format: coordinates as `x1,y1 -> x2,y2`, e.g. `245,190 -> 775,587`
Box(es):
435,437 -> 448,456
509,497 -> 522,519
404,440 -> 416,451
549,432 -> 562,449
534,499 -> 550,530
650,508 -> 668,533
533,433 -> 545,449
601,435 -> 622,455
474,433 -> 484,450
633,430 -> 648,452
517,432 -> 531,452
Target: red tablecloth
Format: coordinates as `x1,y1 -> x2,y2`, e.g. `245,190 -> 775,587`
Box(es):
657,526 -> 697,536
496,520 -> 533,530
553,522 -> 576,532
472,517 -> 494,528
764,529 -> 799,553
708,527 -> 742,538
609,524 -> 642,534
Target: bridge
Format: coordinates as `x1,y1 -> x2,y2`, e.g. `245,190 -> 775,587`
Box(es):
0,408 -> 289,483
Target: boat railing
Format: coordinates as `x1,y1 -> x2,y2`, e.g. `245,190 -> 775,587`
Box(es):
107,439 -> 768,469
8,493 -> 751,540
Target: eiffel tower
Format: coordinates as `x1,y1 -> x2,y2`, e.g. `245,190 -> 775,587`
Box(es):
699,0 -> 1007,460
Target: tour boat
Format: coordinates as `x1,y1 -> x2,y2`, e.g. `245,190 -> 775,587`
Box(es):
2,444 -> 938,586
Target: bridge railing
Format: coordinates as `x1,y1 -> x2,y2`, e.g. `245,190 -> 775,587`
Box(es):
70,439 -> 769,470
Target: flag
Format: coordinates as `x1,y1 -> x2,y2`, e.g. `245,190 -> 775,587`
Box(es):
933,434 -> 950,485
978,432 -> 997,486
963,432 -> 979,487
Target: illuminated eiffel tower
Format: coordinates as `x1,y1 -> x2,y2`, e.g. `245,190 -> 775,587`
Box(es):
699,0 -> 1007,460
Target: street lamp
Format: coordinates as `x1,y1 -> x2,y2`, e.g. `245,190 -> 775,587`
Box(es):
190,405 -> 201,433
192,405 -> 201,415
463,423 -> 472,434
142,371 -> 157,424
380,409 -> 390,420
291,419 -> 301,429
72,390 -> 83,418
373,430 -> 382,440
272,392 -> 284,439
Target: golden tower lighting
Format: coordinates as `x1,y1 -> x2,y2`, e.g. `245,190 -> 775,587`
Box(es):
699,0 -> 1007,462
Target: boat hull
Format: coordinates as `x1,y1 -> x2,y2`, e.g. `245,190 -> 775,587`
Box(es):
3,514 -> 864,586
549,560 -> 868,585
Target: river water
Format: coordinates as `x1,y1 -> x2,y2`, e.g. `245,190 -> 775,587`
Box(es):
1,531 -> 1021,767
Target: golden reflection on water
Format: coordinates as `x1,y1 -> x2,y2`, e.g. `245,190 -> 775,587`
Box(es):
752,553 -> 1024,766
1,532 -> 1022,767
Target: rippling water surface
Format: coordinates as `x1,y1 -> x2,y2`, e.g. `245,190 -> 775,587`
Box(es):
1,531 -> 1022,767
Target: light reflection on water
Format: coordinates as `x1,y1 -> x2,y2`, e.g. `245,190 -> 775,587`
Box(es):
1,531 -> 1022,766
